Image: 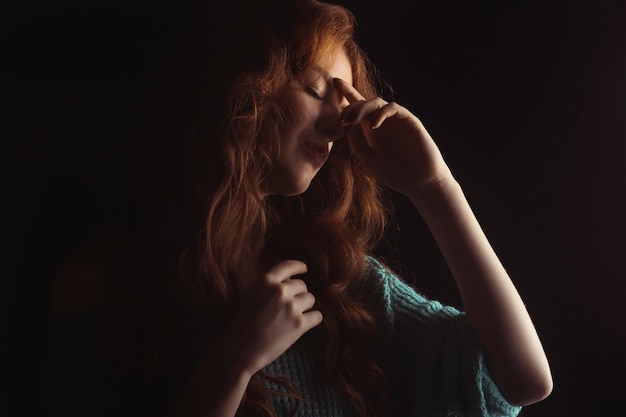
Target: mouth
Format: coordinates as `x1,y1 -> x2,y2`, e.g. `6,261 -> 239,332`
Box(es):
304,141 -> 329,166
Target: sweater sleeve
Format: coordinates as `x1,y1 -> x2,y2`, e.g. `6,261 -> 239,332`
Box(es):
367,257 -> 522,417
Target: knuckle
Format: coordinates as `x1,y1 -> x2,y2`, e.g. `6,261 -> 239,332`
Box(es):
275,283 -> 288,300
282,259 -> 296,268
293,278 -> 307,291
268,282 -> 286,300
262,272 -> 275,285
284,299 -> 296,314
286,259 -> 304,268
292,315 -> 304,328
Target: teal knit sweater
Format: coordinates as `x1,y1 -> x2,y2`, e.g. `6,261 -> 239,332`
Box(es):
42,257 -> 521,417
262,257 -> 521,417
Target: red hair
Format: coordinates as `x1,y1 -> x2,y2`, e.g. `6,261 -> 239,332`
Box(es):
124,1 -> 393,415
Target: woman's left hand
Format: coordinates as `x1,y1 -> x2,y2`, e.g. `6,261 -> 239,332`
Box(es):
334,78 -> 453,196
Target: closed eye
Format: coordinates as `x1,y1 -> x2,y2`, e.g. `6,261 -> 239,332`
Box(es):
305,86 -> 324,100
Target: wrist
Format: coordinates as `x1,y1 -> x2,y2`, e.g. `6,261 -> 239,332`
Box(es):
202,334 -> 256,384
167,336 -> 254,417
406,174 -> 461,209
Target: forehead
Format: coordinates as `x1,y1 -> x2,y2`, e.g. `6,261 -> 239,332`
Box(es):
305,48 -> 353,85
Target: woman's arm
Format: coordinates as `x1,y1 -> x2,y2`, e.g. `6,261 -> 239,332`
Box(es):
165,339 -> 253,417
407,176 -> 553,406
167,259 -> 323,416
334,78 -> 553,406
51,252 -> 321,417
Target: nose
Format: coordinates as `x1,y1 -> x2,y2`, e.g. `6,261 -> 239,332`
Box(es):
317,117 -> 345,142
316,91 -> 348,142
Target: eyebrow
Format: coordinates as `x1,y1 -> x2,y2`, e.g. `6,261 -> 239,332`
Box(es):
307,65 -> 352,87
310,65 -> 332,81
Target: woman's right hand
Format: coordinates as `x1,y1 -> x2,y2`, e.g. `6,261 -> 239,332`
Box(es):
221,259 -> 323,376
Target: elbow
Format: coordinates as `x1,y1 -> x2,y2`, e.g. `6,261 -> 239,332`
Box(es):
518,374 -> 553,406
537,369 -> 554,402
505,368 -> 554,407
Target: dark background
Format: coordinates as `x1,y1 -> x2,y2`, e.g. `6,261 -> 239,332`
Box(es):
2,1 -> 625,416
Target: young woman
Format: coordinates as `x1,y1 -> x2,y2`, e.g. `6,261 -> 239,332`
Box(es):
42,0 -> 553,416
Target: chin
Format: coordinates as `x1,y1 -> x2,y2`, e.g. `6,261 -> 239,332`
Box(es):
284,182 -> 313,197
263,164 -> 318,197
272,177 -> 314,197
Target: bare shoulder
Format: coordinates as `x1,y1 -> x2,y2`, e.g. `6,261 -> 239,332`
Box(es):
50,237 -> 127,317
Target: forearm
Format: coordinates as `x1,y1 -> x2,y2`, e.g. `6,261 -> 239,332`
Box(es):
407,177 -> 552,406
166,339 -> 253,417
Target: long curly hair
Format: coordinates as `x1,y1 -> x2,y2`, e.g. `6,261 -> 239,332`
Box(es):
123,1 -> 393,416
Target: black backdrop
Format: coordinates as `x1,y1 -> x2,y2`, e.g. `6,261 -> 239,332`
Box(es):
2,1 -> 626,416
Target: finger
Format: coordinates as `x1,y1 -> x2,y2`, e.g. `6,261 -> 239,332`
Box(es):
302,309 -> 323,330
264,259 -> 308,284
282,278 -> 308,296
293,291 -> 316,312
341,97 -> 388,127
333,77 -> 365,103
366,102 -> 401,129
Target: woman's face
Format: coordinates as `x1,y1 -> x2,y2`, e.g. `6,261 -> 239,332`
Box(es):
262,48 -> 353,197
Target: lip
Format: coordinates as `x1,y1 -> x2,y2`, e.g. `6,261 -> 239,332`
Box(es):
304,141 -> 329,166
